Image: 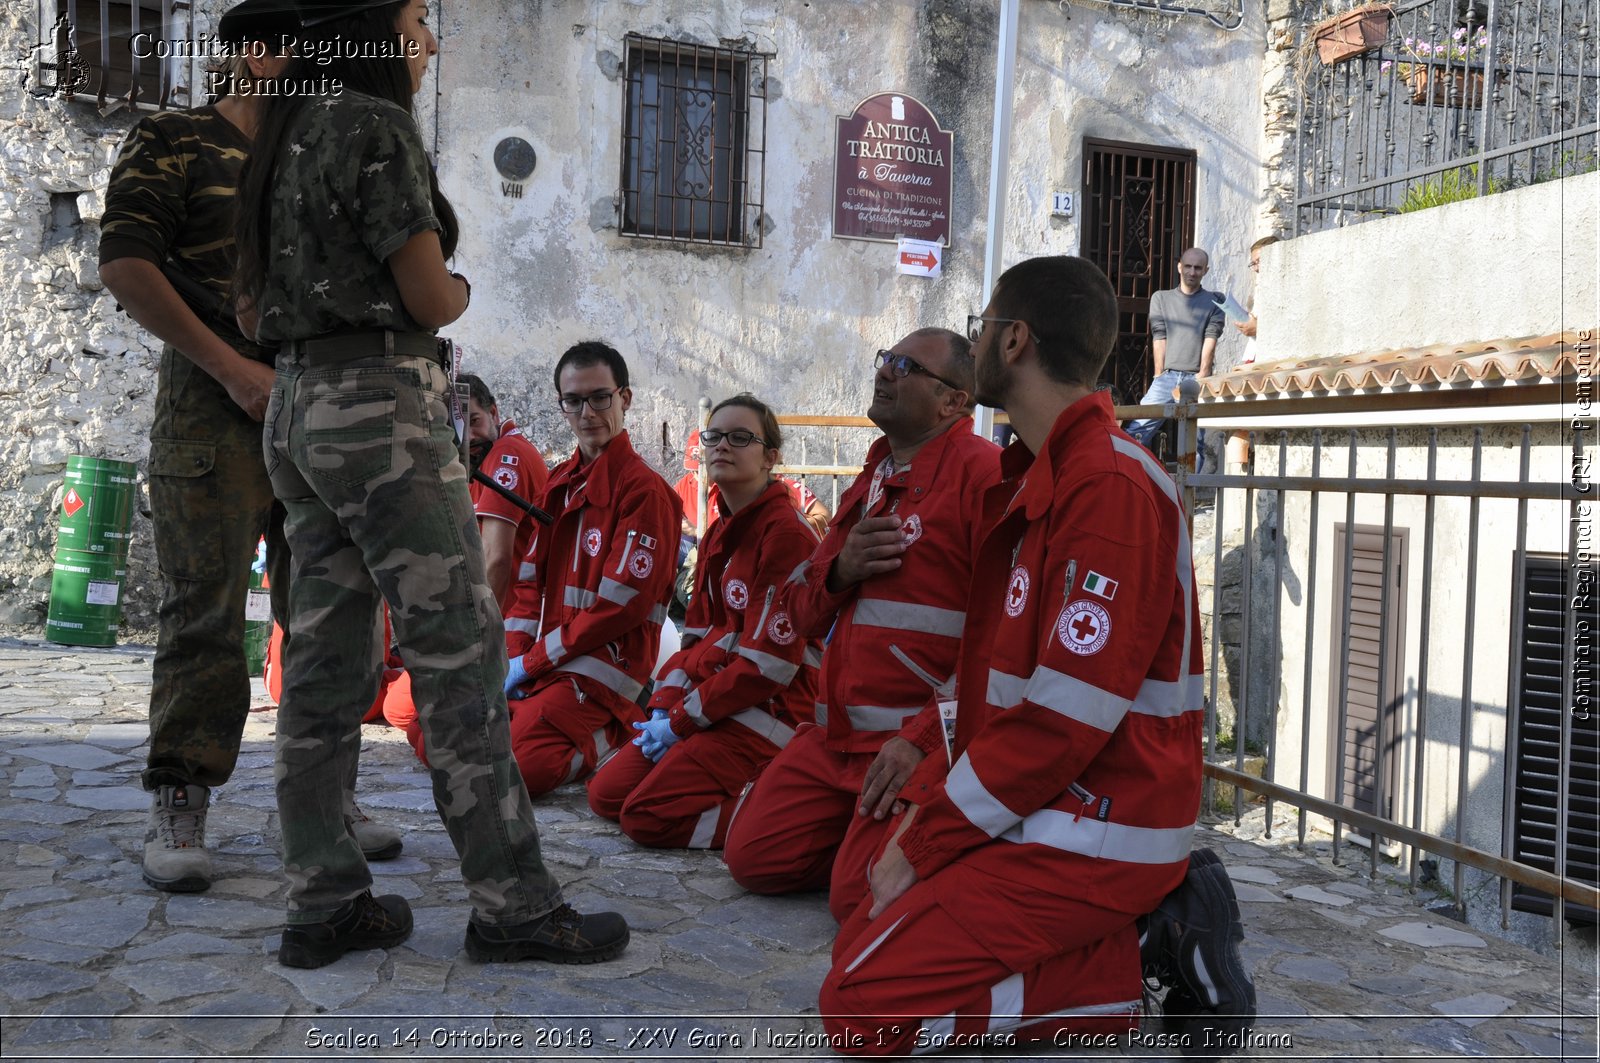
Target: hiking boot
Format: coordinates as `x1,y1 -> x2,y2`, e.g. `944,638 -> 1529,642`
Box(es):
278,890 -> 413,969
142,784 -> 212,893
344,794 -> 403,861
1141,848 -> 1256,1058
463,903 -> 629,964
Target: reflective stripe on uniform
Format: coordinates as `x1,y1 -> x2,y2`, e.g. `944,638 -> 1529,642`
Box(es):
543,627 -> 566,665
728,707 -> 795,748
658,668 -> 690,690
988,973 -> 1025,1033
1132,673 -> 1205,718
518,561 -> 538,580
804,645 -> 824,669
944,756 -> 1017,838
505,616 -> 541,635
683,689 -> 710,727
687,806 -> 719,849
565,586 -> 597,610
649,603 -> 668,626
814,701 -> 829,727
999,808 -> 1195,865
683,625 -> 711,640
845,703 -> 921,731
555,653 -> 643,702
598,577 -> 637,607
737,644 -> 799,684
1024,666 -> 1131,732
713,631 -> 739,652
852,597 -> 965,639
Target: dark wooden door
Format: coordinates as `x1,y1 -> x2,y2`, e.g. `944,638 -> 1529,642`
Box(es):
1078,138 -> 1197,403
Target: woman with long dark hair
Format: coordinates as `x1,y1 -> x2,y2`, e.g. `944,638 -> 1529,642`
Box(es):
233,0 -> 626,969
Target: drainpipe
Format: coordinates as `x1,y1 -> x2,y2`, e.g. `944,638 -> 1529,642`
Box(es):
975,0 -> 1021,442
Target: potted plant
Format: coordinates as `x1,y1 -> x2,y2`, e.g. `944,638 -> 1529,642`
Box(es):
1381,26 -> 1490,108
1311,3 -> 1395,66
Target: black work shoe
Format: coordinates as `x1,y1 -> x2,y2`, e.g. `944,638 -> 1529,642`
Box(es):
1142,848 -> 1257,1058
278,890 -> 413,969
464,903 -> 629,964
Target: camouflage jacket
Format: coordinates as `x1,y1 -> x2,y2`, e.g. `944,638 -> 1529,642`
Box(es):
254,92 -> 440,343
99,106 -> 260,355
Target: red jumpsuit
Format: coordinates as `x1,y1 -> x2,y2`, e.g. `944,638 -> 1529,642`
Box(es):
501,431 -> 681,796
380,420 -> 549,762
722,417 -> 999,923
820,392 -> 1205,1055
587,479 -> 821,848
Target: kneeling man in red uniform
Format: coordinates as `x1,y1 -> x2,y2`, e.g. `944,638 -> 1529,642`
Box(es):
821,257 -> 1256,1056
501,342 -> 680,797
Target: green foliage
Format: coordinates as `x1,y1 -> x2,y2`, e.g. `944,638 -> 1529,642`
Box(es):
1397,165 -> 1503,213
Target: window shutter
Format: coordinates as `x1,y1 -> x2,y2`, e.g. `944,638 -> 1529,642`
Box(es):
1510,555 -> 1599,924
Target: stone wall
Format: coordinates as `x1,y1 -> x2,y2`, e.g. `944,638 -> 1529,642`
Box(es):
0,0 -> 1266,630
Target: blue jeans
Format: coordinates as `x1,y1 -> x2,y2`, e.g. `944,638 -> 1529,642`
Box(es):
1126,370 -> 1205,471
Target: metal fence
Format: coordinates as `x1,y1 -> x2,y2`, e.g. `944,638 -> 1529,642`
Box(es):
1291,0 -> 1599,235
1183,385 -> 1598,945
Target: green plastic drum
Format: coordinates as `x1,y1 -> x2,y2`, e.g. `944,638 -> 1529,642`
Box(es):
46,548 -> 127,647
243,548 -> 271,676
57,456 -> 137,555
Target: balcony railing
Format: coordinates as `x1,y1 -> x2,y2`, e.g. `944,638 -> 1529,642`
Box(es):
1290,0 -> 1599,235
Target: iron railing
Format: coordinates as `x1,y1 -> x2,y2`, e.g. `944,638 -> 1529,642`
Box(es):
1290,0 -> 1599,234
37,0 -> 191,111
1184,385 -> 1598,945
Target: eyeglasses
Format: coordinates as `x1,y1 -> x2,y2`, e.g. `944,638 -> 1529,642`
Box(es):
557,390 -> 617,414
874,349 -> 963,391
700,429 -> 769,449
966,314 -> 1019,343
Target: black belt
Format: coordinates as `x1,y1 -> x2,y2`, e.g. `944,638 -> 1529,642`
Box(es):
281,330 -> 443,365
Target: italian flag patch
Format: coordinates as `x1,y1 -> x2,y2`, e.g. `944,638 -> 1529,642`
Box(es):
1082,570 -> 1118,601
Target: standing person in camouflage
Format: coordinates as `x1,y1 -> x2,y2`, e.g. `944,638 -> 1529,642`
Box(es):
233,0 -> 628,969
98,0 -> 399,894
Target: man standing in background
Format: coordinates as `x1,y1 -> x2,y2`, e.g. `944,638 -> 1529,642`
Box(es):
1126,247 -> 1224,462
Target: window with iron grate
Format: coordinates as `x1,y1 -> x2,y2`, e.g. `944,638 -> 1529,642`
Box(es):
39,0 -> 190,110
619,35 -> 767,247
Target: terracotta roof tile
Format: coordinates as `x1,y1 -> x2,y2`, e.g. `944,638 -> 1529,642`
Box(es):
1205,331 -> 1587,400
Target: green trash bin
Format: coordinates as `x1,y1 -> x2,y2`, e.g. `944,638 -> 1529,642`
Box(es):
55,455 -> 137,555
243,539 -> 271,676
45,548 -> 128,647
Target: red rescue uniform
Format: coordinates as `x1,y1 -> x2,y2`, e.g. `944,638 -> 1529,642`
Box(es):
821,391 -> 1205,1055
588,479 -> 822,848
723,417 -> 999,923
471,420 -> 550,594
501,431 -> 681,796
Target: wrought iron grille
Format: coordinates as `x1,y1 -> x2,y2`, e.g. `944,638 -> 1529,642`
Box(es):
37,0 -> 190,110
618,35 -> 769,248
1290,0 -> 1599,235
1079,138 -> 1197,404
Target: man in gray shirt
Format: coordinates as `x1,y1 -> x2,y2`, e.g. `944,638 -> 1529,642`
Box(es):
1126,247 -> 1224,459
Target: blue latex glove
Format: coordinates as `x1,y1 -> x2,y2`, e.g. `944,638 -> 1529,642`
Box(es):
631,709 -> 680,763
504,655 -> 531,698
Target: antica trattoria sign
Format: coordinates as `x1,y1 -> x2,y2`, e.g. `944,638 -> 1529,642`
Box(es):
833,92 -> 953,246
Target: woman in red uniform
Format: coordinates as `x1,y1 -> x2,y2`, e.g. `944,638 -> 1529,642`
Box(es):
587,394 -> 820,848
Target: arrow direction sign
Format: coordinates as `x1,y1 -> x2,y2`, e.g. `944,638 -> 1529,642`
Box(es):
897,238 -> 942,278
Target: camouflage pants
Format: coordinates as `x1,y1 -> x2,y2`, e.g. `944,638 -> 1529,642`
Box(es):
146,344 -> 290,790
264,351 -> 562,924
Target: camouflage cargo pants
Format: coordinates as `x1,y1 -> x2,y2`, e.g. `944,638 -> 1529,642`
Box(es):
264,351 -> 562,924
146,344 -> 290,790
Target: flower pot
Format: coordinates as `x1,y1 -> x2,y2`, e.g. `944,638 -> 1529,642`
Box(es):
1312,4 -> 1394,66
1405,67 -> 1485,108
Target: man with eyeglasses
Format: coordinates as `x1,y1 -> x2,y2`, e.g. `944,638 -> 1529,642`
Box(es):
820,257 -> 1252,1057
500,341 -> 681,797
724,328 -> 1001,927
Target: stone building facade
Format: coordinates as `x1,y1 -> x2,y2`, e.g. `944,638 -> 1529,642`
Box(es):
0,0 -> 1268,627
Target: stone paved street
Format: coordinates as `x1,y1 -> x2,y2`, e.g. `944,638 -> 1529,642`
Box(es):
0,635 -> 1595,1061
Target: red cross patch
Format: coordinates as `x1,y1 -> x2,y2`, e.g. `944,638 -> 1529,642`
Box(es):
584,529 -> 603,556
628,550 -> 653,579
724,578 -> 749,610
493,467 -> 519,491
899,513 -> 924,546
63,488 -> 84,518
1005,566 -> 1030,618
1056,600 -> 1111,655
767,610 -> 796,645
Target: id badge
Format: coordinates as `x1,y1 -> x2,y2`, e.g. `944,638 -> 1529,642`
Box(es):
938,699 -> 958,765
